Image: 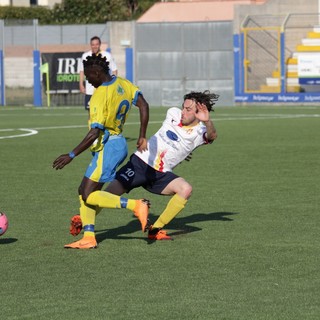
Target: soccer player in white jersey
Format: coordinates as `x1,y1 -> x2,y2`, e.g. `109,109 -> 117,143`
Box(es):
109,91 -> 218,240
79,36 -> 118,114
70,91 -> 218,241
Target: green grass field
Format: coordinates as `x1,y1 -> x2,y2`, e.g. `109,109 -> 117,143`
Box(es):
0,105 -> 319,320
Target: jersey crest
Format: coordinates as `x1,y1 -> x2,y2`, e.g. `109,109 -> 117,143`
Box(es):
117,85 -> 125,95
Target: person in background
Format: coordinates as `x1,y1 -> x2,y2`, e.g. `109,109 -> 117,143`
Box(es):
79,36 -> 118,117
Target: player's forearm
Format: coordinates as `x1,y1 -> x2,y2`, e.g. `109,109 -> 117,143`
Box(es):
72,129 -> 100,157
139,111 -> 149,138
203,120 -> 217,142
137,99 -> 149,138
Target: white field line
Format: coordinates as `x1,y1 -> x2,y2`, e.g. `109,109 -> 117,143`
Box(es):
0,114 -> 319,140
214,114 -> 320,121
32,113 -> 320,129
0,128 -> 38,139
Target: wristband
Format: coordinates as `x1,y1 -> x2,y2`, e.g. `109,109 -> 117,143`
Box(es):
68,151 -> 76,159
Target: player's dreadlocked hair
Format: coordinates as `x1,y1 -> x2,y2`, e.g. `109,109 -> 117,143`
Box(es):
184,90 -> 219,112
83,53 -> 110,75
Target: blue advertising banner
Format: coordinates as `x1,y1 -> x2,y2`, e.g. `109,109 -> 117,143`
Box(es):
298,78 -> 320,85
235,93 -> 320,103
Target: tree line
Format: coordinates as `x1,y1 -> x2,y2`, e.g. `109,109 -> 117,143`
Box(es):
0,0 -> 157,24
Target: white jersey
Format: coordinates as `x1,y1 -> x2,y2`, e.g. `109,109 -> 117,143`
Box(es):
135,107 -> 208,172
80,50 -> 117,95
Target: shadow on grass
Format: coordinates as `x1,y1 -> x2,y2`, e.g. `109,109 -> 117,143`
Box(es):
0,238 -> 18,245
95,211 -> 237,245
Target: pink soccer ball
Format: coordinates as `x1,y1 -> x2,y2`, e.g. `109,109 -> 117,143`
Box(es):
0,212 -> 8,236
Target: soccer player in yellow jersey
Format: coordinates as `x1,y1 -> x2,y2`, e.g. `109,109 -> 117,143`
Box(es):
53,53 -> 149,249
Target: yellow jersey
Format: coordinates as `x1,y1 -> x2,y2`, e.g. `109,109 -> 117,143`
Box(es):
89,76 -> 141,152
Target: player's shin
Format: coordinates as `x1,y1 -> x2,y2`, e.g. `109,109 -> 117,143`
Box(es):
153,194 -> 187,229
86,191 -> 121,208
86,190 -> 149,231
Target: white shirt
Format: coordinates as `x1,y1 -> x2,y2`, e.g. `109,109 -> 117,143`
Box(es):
80,50 -> 117,95
135,107 -> 208,172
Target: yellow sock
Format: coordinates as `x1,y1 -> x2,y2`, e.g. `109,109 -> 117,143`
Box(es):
84,194 -> 103,216
86,191 -> 137,211
153,194 -> 187,229
79,196 -> 96,237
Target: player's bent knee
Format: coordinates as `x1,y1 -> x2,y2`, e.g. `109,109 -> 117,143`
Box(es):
78,187 -> 90,202
179,182 -> 193,199
81,193 -> 88,202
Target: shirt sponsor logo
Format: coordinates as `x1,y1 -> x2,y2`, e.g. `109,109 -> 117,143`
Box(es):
166,130 -> 180,142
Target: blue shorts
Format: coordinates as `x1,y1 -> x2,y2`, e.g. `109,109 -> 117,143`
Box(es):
115,154 -> 179,195
85,135 -> 127,183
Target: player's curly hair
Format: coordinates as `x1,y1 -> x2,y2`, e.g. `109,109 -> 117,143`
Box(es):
184,90 -> 219,112
83,53 -> 110,75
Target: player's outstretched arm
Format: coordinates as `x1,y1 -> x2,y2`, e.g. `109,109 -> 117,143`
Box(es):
52,128 -> 100,170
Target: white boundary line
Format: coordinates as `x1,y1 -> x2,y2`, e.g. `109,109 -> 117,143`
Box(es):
0,114 -> 319,140
0,128 -> 38,140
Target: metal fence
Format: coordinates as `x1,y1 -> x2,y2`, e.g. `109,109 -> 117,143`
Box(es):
1,20 -> 234,107
135,21 -> 234,107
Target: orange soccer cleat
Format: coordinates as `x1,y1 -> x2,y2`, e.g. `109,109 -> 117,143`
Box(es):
133,199 -> 150,232
64,236 -> 97,249
148,226 -> 172,240
69,215 -> 83,236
